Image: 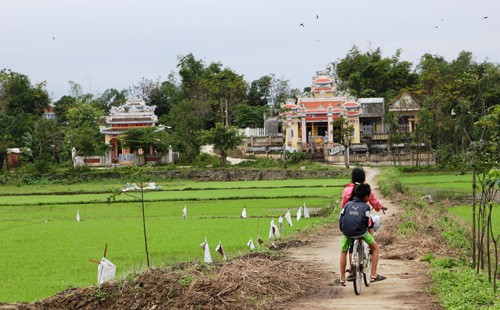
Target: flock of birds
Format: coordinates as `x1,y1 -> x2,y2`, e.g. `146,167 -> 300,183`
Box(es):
297,14 -> 490,30
434,16 -> 489,29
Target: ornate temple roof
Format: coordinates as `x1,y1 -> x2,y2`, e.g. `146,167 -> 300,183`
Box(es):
100,99 -> 158,135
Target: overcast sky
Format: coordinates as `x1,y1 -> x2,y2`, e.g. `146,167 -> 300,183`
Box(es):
1,0 -> 498,100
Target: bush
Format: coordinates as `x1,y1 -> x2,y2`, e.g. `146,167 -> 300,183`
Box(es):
285,151 -> 308,164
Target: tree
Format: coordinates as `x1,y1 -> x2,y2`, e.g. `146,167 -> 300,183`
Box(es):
121,127 -> 170,155
199,123 -> 243,166
459,101 -> 500,291
165,99 -> 203,163
65,101 -> 106,156
247,76 -> 272,106
23,118 -> 65,164
94,88 -> 127,113
233,104 -> 268,128
0,70 -> 50,116
332,118 -> 354,169
330,46 -> 417,100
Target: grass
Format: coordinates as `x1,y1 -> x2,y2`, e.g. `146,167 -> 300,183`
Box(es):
450,204 -> 500,237
0,178 -> 345,303
424,255 -> 499,309
392,168 -> 498,309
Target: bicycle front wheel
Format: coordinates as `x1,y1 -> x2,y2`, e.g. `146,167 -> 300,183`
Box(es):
363,249 -> 372,287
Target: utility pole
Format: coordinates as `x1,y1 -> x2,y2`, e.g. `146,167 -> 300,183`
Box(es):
225,99 -> 229,127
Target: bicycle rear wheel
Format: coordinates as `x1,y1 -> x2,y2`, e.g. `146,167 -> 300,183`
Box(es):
352,240 -> 363,295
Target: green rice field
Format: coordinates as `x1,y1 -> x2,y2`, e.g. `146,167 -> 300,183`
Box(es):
450,205 -> 500,237
398,173 -> 472,192
399,171 -> 498,238
0,178 -> 347,303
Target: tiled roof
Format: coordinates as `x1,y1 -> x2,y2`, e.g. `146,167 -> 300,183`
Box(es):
314,77 -> 333,83
343,102 -> 359,107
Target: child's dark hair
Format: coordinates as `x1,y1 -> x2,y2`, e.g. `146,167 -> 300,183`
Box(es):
351,167 -> 366,183
354,183 -> 371,200
348,167 -> 366,201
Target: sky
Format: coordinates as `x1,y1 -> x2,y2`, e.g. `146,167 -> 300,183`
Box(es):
1,0 -> 498,100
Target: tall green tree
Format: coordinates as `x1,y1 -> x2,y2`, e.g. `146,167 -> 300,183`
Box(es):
0,69 -> 50,116
166,99 -> 203,163
247,75 -> 272,106
23,118 -> 65,164
94,88 -> 127,113
331,46 -> 417,100
65,101 -> 106,156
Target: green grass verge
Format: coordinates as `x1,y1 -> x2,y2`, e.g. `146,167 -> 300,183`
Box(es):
423,254 -> 499,309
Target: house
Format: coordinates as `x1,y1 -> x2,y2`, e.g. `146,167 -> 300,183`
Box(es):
388,93 -> 421,133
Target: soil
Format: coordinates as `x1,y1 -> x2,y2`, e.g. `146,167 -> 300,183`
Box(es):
0,167 -> 444,310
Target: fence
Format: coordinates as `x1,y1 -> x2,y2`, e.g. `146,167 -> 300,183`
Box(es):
239,128 -> 266,137
75,152 -> 179,167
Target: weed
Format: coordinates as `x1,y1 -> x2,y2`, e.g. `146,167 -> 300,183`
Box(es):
397,220 -> 417,234
428,261 -> 498,309
91,288 -> 109,302
178,275 -> 192,287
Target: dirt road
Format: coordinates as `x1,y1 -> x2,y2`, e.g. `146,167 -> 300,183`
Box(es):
281,167 -> 441,309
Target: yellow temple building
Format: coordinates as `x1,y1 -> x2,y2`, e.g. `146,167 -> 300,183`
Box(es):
281,73 -> 362,155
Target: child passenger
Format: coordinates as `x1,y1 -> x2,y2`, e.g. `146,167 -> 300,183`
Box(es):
338,183 -> 386,285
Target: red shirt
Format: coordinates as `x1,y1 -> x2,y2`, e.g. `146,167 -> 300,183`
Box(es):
341,183 -> 384,211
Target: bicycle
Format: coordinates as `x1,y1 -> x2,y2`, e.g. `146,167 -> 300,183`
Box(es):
349,209 -> 384,295
350,236 -> 372,295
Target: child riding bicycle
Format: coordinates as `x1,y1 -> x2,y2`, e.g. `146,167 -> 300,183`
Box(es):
338,183 -> 386,286
340,168 -> 387,282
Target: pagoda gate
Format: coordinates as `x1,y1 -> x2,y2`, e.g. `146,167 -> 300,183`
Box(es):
100,99 -> 159,165
281,73 -> 361,159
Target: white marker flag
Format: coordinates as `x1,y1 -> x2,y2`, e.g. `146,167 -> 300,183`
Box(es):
215,241 -> 227,260
269,219 -> 280,239
303,203 -> 310,218
285,210 -> 293,227
97,257 -> 116,285
278,216 -> 284,231
296,206 -> 303,221
200,238 -> 212,263
76,210 -> 80,222
241,207 -> 247,219
247,237 -> 255,251
182,206 -> 187,220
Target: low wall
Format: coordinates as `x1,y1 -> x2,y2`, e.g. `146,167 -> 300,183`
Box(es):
327,152 -> 436,166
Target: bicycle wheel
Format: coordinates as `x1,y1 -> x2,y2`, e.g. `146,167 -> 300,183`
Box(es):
363,243 -> 372,286
352,240 -> 363,295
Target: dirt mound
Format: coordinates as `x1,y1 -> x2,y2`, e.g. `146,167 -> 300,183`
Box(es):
3,253 -> 323,310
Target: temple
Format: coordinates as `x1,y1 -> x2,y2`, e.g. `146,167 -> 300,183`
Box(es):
281,72 -> 363,156
100,99 -> 159,164
280,72 -> 427,157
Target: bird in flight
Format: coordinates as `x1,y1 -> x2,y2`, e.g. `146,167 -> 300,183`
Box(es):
52,36 -> 55,40
483,16 -> 488,19
316,14 -> 319,19
299,23 -> 305,27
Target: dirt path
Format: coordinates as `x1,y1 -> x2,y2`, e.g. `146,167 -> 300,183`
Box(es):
281,167 -> 441,309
